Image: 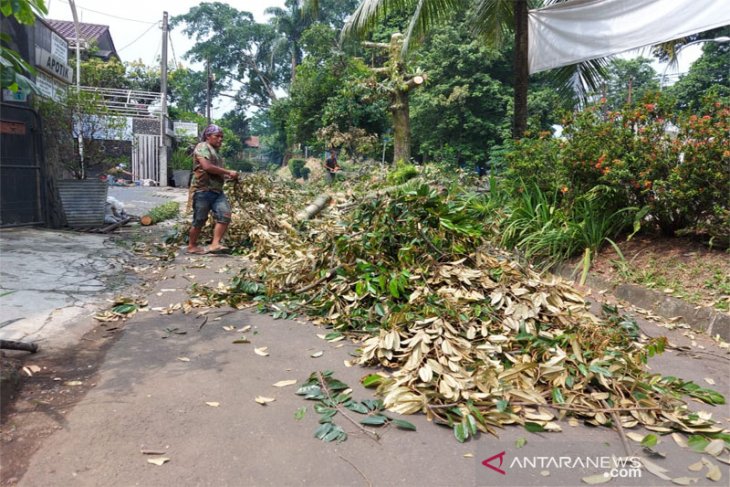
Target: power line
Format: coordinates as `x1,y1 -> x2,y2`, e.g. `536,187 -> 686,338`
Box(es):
54,0 -> 157,24
168,31 -> 178,68
117,22 -> 159,53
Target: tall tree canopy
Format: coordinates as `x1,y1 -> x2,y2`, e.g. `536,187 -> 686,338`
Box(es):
171,2 -> 288,108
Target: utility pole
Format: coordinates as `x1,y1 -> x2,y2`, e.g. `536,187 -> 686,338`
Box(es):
159,11 -> 169,186
68,0 -> 84,177
206,59 -> 212,124
627,76 -> 633,105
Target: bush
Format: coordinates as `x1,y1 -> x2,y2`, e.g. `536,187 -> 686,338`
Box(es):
229,159 -> 254,173
505,93 -> 729,244
288,158 -> 306,178
170,148 -> 192,171
300,166 -> 311,181
387,161 -> 418,185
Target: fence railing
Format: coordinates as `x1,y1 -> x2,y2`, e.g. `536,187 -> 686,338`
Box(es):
79,86 -> 165,119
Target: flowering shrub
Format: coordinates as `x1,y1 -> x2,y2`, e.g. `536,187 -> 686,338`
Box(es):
664,97 -> 730,244
504,93 -> 728,246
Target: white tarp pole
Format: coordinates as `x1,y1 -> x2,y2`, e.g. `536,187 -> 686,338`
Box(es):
528,0 -> 730,74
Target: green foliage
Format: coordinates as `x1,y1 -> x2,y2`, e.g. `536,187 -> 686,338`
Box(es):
229,159 -> 254,173
77,57 -> 127,88
604,57 -> 660,111
409,23 -> 511,171
0,0 -> 47,23
172,3 -> 286,108
668,28 -> 730,112
288,158 -> 306,178
35,91 -> 129,179
386,161 -> 418,185
146,201 -> 179,223
505,92 -> 730,246
169,148 -> 192,171
1,0 -> 47,92
499,183 -> 636,269
296,370 -> 416,443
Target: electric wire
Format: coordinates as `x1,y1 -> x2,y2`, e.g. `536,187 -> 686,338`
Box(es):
117,22 -> 159,53
54,0 -> 157,24
168,31 -> 178,69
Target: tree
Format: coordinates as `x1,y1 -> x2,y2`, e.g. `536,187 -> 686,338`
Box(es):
409,24 -> 510,170
604,57 -> 659,110
669,36 -> 730,111
36,91 -> 127,179
265,0 -> 310,83
168,66 -> 209,114
362,33 -> 426,163
342,0 -> 610,139
171,3 -> 288,109
1,0 -> 47,92
76,57 -> 126,88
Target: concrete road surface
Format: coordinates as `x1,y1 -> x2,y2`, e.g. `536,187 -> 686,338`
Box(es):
5,251 -> 729,487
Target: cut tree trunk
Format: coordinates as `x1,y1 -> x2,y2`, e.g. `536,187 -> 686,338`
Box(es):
392,90 -> 411,164
296,194 -> 332,222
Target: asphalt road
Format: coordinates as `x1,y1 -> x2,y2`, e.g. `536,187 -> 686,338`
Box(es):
7,251 -> 730,487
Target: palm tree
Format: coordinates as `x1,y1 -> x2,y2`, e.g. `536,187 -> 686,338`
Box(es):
265,0 -> 312,83
342,0 -> 609,139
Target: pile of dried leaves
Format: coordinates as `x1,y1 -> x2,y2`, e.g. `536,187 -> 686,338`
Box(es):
191,172 -> 728,445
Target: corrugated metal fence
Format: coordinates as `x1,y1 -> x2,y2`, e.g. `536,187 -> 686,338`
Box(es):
57,179 -> 107,228
132,134 -> 160,182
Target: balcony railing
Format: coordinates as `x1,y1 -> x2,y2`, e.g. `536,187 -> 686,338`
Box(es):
79,86 -> 166,119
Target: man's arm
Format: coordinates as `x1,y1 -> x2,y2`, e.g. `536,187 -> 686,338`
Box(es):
196,155 -> 238,179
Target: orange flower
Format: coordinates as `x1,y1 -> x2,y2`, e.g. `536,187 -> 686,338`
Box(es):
561,186 -> 569,193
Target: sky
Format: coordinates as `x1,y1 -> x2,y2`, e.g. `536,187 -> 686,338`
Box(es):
47,0 -> 285,66
45,0 -> 704,117
46,0 -> 285,115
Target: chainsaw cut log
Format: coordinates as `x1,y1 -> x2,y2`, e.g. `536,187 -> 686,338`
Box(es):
296,194 -> 331,222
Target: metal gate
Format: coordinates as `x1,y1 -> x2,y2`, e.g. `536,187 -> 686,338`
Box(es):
0,103 -> 44,226
131,134 -> 160,182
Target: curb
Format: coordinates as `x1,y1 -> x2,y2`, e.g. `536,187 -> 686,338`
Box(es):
555,265 -> 730,341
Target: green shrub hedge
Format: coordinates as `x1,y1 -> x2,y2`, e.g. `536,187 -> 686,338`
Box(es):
504,93 -> 729,246
288,158 -> 306,179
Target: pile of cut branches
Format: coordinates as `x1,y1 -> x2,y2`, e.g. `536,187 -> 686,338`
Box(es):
190,171 -> 727,443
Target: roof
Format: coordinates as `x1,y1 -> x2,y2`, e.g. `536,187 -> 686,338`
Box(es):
46,20 -> 118,59
244,136 -> 260,148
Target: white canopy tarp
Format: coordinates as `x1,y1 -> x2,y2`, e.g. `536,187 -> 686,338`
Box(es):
528,0 -> 730,73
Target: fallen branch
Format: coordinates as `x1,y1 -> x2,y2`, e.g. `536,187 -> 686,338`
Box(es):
99,217 -> 131,233
294,267 -> 340,294
339,455 -> 372,487
317,371 -> 379,442
602,399 -> 633,457
0,339 -> 38,353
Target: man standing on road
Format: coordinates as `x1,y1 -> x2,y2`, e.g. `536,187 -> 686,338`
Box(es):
187,124 -> 239,255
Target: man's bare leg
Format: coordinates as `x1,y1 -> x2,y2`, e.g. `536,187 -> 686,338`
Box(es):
209,222 -> 229,251
188,226 -> 205,253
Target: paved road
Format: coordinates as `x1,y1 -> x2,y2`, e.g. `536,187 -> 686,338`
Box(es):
108,186 -> 188,217
0,187 -> 187,351
6,252 -> 729,487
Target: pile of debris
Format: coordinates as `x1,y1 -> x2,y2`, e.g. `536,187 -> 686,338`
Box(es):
189,171 -> 726,440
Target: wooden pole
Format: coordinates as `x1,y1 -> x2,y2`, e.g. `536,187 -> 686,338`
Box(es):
0,339 -> 38,353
